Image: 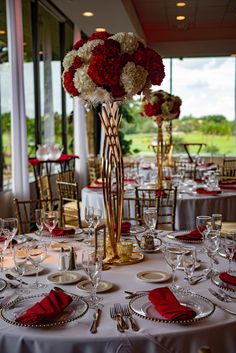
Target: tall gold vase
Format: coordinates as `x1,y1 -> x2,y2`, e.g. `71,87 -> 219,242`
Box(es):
99,102 -> 124,259
156,119 -> 164,189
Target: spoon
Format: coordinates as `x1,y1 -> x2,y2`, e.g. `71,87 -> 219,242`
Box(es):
5,273 -> 28,286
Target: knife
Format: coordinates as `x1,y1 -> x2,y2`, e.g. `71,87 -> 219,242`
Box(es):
90,308 -> 101,334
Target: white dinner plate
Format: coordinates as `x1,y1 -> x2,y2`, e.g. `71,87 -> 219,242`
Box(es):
11,264 -> 44,276
136,270 -> 172,283
47,271 -> 82,284
76,280 -> 113,293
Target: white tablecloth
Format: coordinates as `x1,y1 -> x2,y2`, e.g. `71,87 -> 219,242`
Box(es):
81,187 -> 236,230
0,233 -> 236,353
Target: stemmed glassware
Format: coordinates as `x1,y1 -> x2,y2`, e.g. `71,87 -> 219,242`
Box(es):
162,243 -> 185,291
143,208 -> 157,235
93,208 -> 102,230
0,228 -> 11,272
196,215 -> 212,237
211,214 -> 222,232
221,231 -> 236,273
1,218 -> 18,269
43,211 -> 58,244
82,249 -> 103,307
203,229 -> 221,276
27,241 -> 47,289
85,206 -> 95,239
182,246 -> 197,293
35,209 -> 45,237
13,244 -> 29,294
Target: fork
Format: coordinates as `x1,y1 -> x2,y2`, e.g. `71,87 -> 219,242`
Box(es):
122,305 -> 139,331
110,306 -> 125,333
217,288 -> 236,301
114,303 -> 129,330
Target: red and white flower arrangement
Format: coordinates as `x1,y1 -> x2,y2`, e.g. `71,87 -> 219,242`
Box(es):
62,31 -> 165,106
143,90 -> 182,122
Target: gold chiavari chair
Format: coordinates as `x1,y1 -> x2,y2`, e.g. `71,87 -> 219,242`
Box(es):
222,159 -> 236,178
56,170 -> 75,183
13,198 -> 57,234
135,187 -> 177,231
37,174 -> 54,211
56,180 -> 85,229
88,156 -> 102,183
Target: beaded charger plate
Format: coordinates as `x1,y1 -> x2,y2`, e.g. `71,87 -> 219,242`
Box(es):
0,293 -> 88,328
211,271 -> 236,292
166,231 -> 203,244
129,292 -> 215,324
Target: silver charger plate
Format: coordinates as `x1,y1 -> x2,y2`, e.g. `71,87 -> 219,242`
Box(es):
211,271 -> 236,292
0,293 -> 88,328
129,292 -> 215,324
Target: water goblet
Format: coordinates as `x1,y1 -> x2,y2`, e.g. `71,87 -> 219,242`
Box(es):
196,215 -> 212,237
35,209 -> 45,237
85,206 -> 94,239
13,244 -> 29,294
0,229 -> 10,272
162,243 -> 185,292
93,208 -> 102,229
182,246 -> 197,292
211,214 -> 222,232
203,229 -> 221,276
143,208 -> 157,235
221,231 -> 236,273
43,210 -> 58,244
82,249 -> 103,307
27,241 -> 47,289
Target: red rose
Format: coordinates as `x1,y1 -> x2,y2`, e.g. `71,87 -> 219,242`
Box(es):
63,69 -> 79,97
71,56 -> 82,70
145,48 -> 165,85
92,39 -> 120,56
72,39 -> 85,50
88,31 -> 111,41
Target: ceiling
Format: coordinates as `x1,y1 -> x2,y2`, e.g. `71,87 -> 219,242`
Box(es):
51,0 -> 236,58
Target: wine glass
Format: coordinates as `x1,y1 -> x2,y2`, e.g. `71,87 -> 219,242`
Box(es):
35,209 -> 45,237
182,246 -> 196,293
196,215 -> 212,237
203,229 -> 221,276
1,218 -> 18,266
27,241 -> 47,289
82,249 -> 103,307
143,208 -> 157,235
162,243 -> 185,291
13,244 -> 29,294
211,214 -> 222,232
43,210 -> 58,244
221,231 -> 236,273
0,229 -> 10,272
85,206 -> 94,239
93,208 -> 102,229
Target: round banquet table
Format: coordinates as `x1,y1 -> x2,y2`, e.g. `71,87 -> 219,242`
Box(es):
81,186 -> 236,230
0,232 -> 236,353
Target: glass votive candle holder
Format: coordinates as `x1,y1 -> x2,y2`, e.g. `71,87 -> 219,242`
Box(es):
117,240 -> 133,263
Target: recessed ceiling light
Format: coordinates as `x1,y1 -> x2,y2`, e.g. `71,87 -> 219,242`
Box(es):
82,11 -> 94,17
176,15 -> 185,20
0,30 -> 6,35
176,2 -> 186,7
96,28 -> 106,32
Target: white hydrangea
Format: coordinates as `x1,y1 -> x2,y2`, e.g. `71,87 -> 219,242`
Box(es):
73,65 -> 96,94
121,62 -> 148,95
62,50 -> 77,70
83,87 -> 111,107
110,32 -> 139,54
77,40 -> 104,63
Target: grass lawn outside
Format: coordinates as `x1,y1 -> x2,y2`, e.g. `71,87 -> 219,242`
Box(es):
127,132 -> 236,156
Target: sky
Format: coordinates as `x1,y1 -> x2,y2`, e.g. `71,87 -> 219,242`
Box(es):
0,56 -> 235,121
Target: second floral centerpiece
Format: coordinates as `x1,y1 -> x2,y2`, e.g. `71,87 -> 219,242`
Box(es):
142,90 -> 182,188
62,31 -> 165,262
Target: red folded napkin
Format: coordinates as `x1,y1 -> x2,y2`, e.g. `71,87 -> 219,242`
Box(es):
124,178 -> 137,183
142,166 -> 151,170
156,190 -> 167,197
148,287 -> 197,321
15,289 -> 72,325
175,229 -> 202,241
51,226 -> 75,236
196,188 -> 221,195
114,221 -> 131,234
94,180 -> 105,185
86,184 -> 103,189
194,178 -> 204,182
220,179 -> 236,185
219,272 -> 236,286
220,185 -> 236,190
